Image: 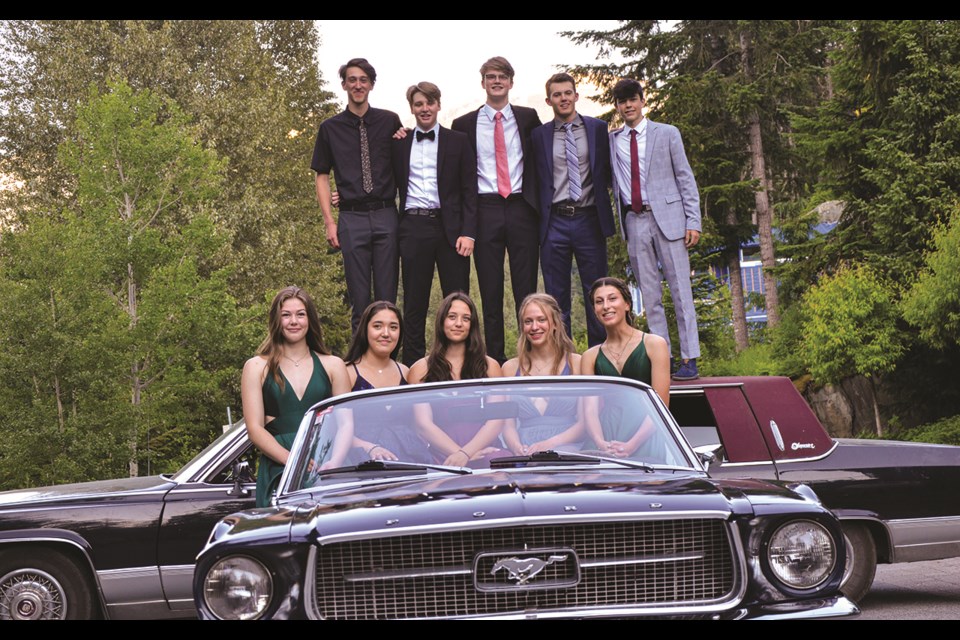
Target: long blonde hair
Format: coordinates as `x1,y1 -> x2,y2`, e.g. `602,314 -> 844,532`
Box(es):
516,293 -> 576,376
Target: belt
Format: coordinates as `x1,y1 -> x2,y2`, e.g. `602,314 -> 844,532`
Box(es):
478,192 -> 524,203
405,208 -> 440,218
623,201 -> 652,214
339,199 -> 394,212
552,203 -> 596,217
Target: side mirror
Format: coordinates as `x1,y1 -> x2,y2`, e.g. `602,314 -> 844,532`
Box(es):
693,444 -> 723,471
227,460 -> 251,497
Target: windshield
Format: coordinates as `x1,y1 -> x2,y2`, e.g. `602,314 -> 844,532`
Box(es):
285,378 -> 695,493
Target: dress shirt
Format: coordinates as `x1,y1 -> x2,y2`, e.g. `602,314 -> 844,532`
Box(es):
613,118 -> 648,208
476,103 -> 524,195
551,115 -> 594,206
406,124 -> 441,210
311,106 -> 403,202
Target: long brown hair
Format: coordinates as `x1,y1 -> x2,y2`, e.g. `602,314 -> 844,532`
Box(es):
344,300 -> 403,364
256,286 -> 329,391
421,292 -> 488,382
516,293 -> 576,376
589,276 -> 637,328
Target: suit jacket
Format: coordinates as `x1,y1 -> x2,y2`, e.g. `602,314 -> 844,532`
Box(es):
531,114 -> 616,244
451,104 -> 542,213
609,119 -> 701,242
392,125 -> 478,247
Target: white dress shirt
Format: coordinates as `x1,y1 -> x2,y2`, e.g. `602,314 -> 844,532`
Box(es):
613,118 -> 648,207
476,103 -> 524,195
406,124 -> 441,210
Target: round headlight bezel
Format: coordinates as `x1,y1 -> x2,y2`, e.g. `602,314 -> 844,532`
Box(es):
202,554 -> 274,620
764,518 -> 838,592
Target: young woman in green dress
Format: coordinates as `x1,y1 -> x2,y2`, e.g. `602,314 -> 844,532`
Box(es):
580,277 -> 671,459
241,286 -> 352,507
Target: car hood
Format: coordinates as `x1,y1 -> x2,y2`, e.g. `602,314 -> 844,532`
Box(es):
282,468 -> 816,542
0,475 -> 175,509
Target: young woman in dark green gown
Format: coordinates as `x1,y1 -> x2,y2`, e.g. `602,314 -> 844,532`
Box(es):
241,286 -> 351,507
580,277 -> 671,460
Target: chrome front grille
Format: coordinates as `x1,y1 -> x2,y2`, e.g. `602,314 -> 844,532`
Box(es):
311,518 -> 740,619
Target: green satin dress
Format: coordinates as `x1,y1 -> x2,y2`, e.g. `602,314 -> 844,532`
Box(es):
256,351 -> 332,507
584,334 -> 662,460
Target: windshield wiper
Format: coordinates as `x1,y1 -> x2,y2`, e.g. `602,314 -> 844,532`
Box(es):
317,459 -> 473,477
490,450 -> 655,471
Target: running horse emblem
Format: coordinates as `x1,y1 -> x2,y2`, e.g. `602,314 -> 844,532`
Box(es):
490,554 -> 569,585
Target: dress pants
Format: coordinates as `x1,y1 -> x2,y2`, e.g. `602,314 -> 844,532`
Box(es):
399,213 -> 470,366
625,210 -> 701,360
338,205 -> 399,332
540,208 -> 607,347
474,194 -> 539,363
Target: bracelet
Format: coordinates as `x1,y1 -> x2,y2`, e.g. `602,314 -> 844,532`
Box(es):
367,444 -> 381,455
457,448 -> 469,459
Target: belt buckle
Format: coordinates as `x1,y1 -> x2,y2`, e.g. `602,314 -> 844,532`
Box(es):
557,204 -> 576,217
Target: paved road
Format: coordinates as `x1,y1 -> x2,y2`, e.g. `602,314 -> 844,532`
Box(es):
856,557 -> 960,620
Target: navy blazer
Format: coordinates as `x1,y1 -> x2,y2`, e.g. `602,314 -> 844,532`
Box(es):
392,125 -> 478,248
451,104 -> 542,213
531,114 -> 616,244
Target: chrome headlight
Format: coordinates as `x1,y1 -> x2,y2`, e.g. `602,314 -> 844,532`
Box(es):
202,555 -> 273,620
766,520 -> 836,589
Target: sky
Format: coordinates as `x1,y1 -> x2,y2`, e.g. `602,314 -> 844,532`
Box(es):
315,20 -> 626,128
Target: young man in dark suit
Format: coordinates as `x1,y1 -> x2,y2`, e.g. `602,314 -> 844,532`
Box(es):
531,72 -> 616,347
393,82 -> 477,366
452,56 -> 542,364
312,58 -> 402,332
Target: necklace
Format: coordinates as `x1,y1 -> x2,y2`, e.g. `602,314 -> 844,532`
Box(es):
283,353 -> 308,367
604,331 -> 639,366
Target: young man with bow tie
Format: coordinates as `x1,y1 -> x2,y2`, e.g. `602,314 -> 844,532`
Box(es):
392,82 -> 478,365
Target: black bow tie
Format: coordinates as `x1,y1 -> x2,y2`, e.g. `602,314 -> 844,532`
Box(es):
416,130 -> 435,142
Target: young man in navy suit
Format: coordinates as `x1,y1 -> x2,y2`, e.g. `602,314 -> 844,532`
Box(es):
609,78 -> 702,380
531,72 -> 616,347
393,82 -> 477,365
452,56 -> 542,364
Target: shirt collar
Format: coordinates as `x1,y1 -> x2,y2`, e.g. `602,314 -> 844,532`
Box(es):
482,103 -> 514,122
626,117 -> 647,136
554,114 -> 583,130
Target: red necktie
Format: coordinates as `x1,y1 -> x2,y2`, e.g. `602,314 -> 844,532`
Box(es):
495,111 -> 511,198
630,129 -> 642,211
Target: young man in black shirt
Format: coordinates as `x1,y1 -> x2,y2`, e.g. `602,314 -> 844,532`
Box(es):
312,58 -> 403,331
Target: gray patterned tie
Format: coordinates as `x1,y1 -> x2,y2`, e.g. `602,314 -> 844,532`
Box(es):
564,122 -> 581,202
359,117 -> 373,194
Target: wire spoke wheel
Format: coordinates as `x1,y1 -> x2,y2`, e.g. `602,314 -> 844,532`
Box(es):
0,568 -> 67,620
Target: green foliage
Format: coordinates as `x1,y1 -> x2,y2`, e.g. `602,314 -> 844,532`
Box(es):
901,208 -> 960,349
790,21 -> 960,289
799,263 -> 903,385
896,415 -> 960,446
0,81 -> 251,487
705,342 -> 782,377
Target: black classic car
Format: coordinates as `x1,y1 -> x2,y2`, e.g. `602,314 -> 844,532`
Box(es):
193,377 -> 857,620
0,420 -> 258,619
670,376 -> 960,602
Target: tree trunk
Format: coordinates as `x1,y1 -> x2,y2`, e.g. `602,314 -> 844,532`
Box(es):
869,375 -> 883,437
726,251 -> 750,352
740,29 -> 781,328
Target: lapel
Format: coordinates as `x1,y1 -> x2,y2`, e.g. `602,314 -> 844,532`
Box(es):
582,116 -> 598,174
644,120 -> 658,172
436,125 -> 448,183
540,122 -> 554,178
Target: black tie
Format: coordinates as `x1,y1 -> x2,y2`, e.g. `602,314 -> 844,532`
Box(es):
416,130 -> 435,142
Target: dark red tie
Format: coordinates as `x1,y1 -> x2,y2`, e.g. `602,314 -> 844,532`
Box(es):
630,129 -> 642,211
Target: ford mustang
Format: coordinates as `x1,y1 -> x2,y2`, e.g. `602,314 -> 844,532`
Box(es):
192,376 -> 857,620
